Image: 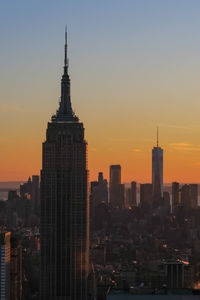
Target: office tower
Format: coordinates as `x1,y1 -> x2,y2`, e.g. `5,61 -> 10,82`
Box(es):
109,165 -> 124,208
0,232 -> 11,300
40,30 -> 89,300
32,175 -> 40,212
189,184 -> 198,208
172,182 -> 179,213
152,129 -> 163,197
140,183 -> 153,209
181,184 -> 191,210
97,172 -> 108,205
130,181 -> 137,206
10,237 -> 22,300
90,172 -> 108,220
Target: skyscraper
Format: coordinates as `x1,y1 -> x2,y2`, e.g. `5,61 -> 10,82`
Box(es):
109,165 -> 124,209
140,183 -> 153,209
130,181 -> 137,206
172,182 -> 179,213
152,128 -> 163,197
40,30 -> 89,300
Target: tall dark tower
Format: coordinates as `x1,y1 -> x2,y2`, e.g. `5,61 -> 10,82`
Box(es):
40,30 -> 89,300
152,128 -> 163,196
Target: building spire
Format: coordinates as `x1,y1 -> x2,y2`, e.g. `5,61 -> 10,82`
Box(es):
157,127 -> 159,147
52,29 -> 78,122
64,27 -> 68,73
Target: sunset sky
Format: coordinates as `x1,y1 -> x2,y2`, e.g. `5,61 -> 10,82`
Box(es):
1,0 -> 200,183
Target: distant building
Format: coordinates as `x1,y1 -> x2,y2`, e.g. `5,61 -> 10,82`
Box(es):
140,183 -> 153,209
8,190 -> 18,203
20,177 -> 32,197
109,165 -> 124,209
10,237 -> 22,300
20,175 -> 40,212
31,175 -> 40,212
190,184 -> 198,208
130,181 -> 137,206
125,188 -> 131,208
90,172 -> 108,220
152,129 -> 163,197
0,232 -> 11,300
126,182 -> 137,208
181,184 -> 192,210
172,182 -> 179,213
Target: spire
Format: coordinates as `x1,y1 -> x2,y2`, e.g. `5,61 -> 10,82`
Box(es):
64,27 -> 68,73
157,127 -> 159,147
53,29 -> 78,122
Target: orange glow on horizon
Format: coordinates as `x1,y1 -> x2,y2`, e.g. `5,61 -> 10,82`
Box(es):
1,138 -> 200,184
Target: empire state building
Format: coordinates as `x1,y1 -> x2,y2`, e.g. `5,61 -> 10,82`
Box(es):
40,31 -> 90,300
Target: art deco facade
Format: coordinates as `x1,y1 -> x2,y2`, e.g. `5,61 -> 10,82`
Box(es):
40,31 -> 89,300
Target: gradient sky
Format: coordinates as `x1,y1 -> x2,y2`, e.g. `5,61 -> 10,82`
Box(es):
1,0 -> 200,183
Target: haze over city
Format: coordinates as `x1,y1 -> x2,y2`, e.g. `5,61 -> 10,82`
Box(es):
1,0 -> 200,182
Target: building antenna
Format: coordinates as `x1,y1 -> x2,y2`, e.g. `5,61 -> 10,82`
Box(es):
64,26 -> 68,72
157,127 -> 159,147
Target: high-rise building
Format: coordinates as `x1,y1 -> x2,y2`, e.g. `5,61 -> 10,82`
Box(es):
0,232 -> 11,300
140,183 -> 153,209
20,177 -> 32,197
181,184 -> 191,210
172,182 -> 179,213
130,181 -> 137,206
125,182 -> 136,208
109,165 -> 124,208
180,184 -> 198,210
90,172 -> 108,222
40,30 -> 89,300
152,129 -> 163,197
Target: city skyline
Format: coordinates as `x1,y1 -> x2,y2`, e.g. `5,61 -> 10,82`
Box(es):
2,1 -> 200,182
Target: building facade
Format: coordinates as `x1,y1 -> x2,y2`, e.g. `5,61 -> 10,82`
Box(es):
40,31 -> 90,300
10,237 -> 22,300
0,232 -> 11,300
140,183 -> 153,209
